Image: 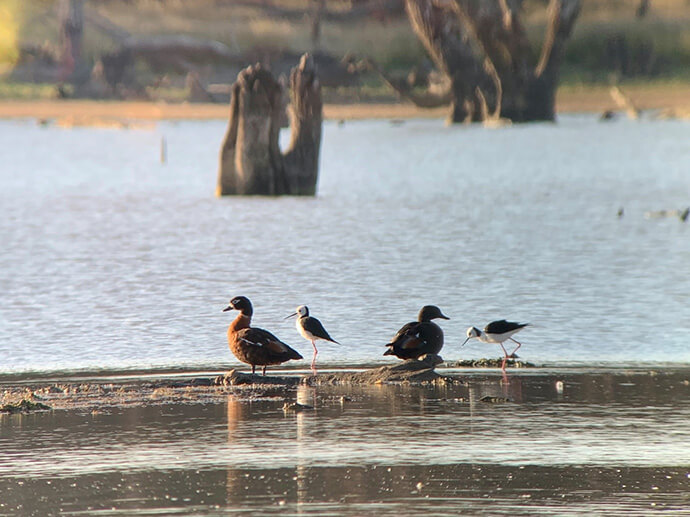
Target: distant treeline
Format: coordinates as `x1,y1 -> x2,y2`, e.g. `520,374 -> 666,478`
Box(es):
1,0 -> 689,101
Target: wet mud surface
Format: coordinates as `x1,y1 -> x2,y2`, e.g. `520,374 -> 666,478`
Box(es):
2,366 -> 689,515
0,357 -> 535,413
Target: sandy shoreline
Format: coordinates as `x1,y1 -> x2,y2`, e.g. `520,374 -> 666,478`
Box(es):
0,83 -> 689,121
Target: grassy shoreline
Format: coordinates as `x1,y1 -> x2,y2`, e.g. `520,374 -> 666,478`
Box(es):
0,82 -> 688,121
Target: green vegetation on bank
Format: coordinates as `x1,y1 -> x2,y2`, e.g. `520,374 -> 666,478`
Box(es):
0,82 -> 63,100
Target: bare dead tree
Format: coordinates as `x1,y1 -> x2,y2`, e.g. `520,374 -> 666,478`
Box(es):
227,0 -> 404,23
217,54 -> 322,196
58,0 -> 85,83
379,0 -> 581,123
310,0 -> 327,48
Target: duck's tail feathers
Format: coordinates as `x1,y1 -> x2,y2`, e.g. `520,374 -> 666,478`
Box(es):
287,348 -> 303,360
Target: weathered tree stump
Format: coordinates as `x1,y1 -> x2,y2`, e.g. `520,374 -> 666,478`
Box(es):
217,54 -> 322,196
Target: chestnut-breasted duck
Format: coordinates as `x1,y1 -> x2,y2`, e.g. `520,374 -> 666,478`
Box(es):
223,296 -> 302,375
285,305 -> 339,374
384,305 -> 449,360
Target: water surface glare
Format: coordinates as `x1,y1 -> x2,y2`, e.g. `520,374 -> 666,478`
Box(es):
1,117 -> 690,373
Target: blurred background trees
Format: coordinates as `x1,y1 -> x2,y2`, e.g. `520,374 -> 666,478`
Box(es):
0,0 -> 688,120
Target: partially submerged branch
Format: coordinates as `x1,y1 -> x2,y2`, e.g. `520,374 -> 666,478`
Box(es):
609,85 -> 640,119
360,57 -> 451,108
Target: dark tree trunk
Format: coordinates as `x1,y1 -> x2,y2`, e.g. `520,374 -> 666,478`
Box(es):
397,0 -> 581,123
404,0 -> 486,123
217,54 -> 322,196
58,0 -> 85,83
310,0 -> 326,49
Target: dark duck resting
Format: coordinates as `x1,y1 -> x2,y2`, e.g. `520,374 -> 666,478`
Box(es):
223,296 -> 302,375
384,305 -> 450,360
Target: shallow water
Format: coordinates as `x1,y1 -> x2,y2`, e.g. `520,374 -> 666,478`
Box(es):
1,116 -> 690,374
2,369 -> 689,515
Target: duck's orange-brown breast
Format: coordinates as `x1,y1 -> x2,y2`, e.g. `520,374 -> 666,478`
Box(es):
228,314 -> 251,334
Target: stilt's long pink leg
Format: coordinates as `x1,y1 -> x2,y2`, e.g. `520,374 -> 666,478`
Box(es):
499,343 -> 509,371
509,338 -> 522,358
311,340 -> 318,375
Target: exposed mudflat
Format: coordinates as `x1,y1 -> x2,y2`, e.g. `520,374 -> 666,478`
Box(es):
2,357 -> 453,412
0,360 -> 684,414
2,366 -> 689,515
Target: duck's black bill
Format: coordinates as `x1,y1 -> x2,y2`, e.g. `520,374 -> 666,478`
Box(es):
222,306 -> 233,312
439,314 -> 450,320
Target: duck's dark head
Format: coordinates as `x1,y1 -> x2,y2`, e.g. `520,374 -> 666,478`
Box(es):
418,305 -> 450,322
223,296 -> 253,316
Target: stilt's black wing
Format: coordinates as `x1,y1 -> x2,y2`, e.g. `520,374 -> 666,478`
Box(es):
484,320 -> 529,334
304,316 -> 339,344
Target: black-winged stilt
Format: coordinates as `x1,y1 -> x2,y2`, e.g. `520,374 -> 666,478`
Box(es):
462,320 -> 530,371
286,305 -> 339,374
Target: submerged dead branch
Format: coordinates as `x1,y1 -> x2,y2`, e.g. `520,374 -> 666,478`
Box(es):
609,85 -> 640,119
360,57 -> 452,108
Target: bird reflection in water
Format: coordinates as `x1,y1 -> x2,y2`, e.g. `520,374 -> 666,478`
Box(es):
225,395 -> 244,507
295,384 -> 317,511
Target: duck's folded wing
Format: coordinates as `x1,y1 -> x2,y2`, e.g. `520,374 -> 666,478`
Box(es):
388,322 -> 424,349
400,335 -> 423,349
387,321 -> 414,345
237,328 -> 284,351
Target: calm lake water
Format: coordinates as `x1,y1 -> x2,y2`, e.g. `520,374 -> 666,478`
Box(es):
1,116 -> 689,374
